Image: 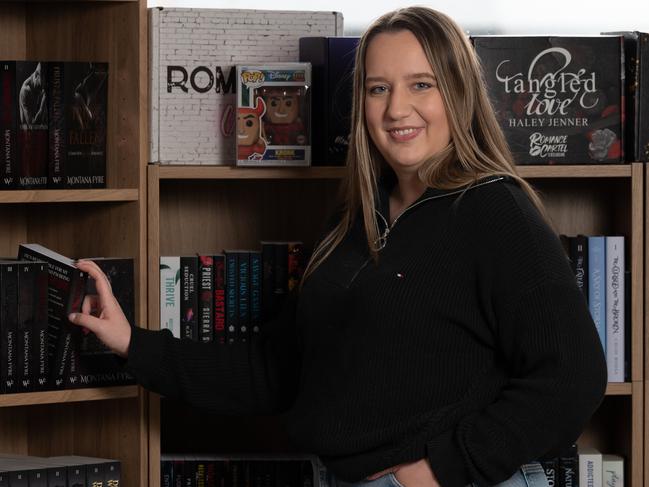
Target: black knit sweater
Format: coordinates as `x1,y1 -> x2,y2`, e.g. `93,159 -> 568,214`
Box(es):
126,175 -> 607,487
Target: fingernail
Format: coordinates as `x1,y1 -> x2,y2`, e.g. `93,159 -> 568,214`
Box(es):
68,313 -> 76,322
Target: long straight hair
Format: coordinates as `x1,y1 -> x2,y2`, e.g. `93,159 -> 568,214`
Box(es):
302,7 -> 551,284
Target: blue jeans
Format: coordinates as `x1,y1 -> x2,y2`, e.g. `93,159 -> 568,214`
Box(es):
329,462 -> 550,487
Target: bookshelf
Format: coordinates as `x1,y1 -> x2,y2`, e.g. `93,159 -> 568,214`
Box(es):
0,1 -> 148,487
146,162 -> 644,487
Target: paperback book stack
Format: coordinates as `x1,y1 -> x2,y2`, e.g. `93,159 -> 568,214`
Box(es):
0,61 -> 108,189
577,447 -> 624,487
160,241 -> 306,344
0,243 -> 135,393
561,235 -> 628,382
0,454 -> 121,487
160,454 -> 316,487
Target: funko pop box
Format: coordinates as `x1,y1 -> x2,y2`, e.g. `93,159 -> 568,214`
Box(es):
236,63 -> 312,167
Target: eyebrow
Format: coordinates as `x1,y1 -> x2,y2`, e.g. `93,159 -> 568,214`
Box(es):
243,115 -> 255,119
365,73 -> 437,83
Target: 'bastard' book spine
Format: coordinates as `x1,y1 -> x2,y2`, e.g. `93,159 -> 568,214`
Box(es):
0,61 -> 17,189
180,256 -> 198,341
0,262 -> 18,393
213,254 -> 226,345
198,254 -> 214,343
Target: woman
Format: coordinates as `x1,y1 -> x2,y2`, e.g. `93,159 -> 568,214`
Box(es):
70,7 -> 607,487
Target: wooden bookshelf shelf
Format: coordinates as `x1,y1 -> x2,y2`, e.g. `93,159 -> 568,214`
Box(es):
517,164 -> 632,178
605,383 -> 634,396
0,385 -> 139,407
0,189 -> 139,203
154,164 -> 346,180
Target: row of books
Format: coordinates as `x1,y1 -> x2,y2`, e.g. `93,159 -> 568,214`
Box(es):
0,61 -> 108,189
0,244 -> 134,393
160,242 -> 306,344
160,455 -> 315,487
0,455 -> 120,487
571,447 -> 624,487
561,235 -> 628,382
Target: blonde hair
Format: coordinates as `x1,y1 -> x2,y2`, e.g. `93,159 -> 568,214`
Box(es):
302,7 -> 551,284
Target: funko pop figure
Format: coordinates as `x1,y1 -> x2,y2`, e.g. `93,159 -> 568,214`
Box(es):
237,96 -> 267,160
260,87 -> 307,146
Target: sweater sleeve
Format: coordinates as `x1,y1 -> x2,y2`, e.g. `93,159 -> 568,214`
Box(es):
124,292 -> 302,415
426,183 -> 608,487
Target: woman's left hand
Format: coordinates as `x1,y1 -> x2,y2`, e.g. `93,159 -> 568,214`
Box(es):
367,458 -> 440,487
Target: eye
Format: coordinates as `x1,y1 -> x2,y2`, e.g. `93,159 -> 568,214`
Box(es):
246,120 -> 253,127
285,100 -> 292,107
367,85 -> 387,95
271,100 -> 278,107
414,82 -> 433,90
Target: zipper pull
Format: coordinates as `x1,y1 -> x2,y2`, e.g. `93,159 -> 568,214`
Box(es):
373,226 -> 390,251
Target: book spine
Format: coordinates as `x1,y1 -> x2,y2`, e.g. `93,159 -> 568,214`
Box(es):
541,458 -> 558,487
606,236 -> 625,382
180,256 -> 198,341
588,236 -> 606,353
0,264 -> 18,393
225,252 -> 239,344
559,445 -> 579,487
47,62 -> 65,188
287,242 -> 306,292
198,255 -> 214,343
104,461 -> 121,487
602,455 -> 623,487
162,459 -> 174,487
274,243 -> 289,312
160,256 -> 181,338
238,252 -> 250,343
33,262 -> 49,390
250,252 -> 262,337
0,61 -> 17,189
639,33 -> 649,161
261,243 -> 276,320
213,254 -> 226,345
17,262 -> 35,391
579,450 -> 603,487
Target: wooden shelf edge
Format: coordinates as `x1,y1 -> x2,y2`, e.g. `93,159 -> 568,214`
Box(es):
0,385 -> 139,407
518,165 -> 632,178
0,189 -> 139,203
605,383 -> 634,395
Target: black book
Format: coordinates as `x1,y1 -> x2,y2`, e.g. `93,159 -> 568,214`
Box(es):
603,32 -> 649,161
213,254 -> 226,345
237,251 -> 251,343
18,244 -> 87,389
33,261 -> 49,390
0,261 -> 18,393
64,62 -> 108,188
47,62 -> 66,188
261,242 -> 276,320
15,61 -> 49,188
250,251 -> 262,337
541,458 -> 558,487
161,458 -> 174,487
198,254 -> 214,343
79,257 -> 135,387
558,444 -> 579,487
48,456 -> 121,487
225,251 -> 239,344
569,235 -> 589,300
0,61 -> 18,189
17,261 -> 36,392
180,256 -> 199,341
274,243 -> 289,314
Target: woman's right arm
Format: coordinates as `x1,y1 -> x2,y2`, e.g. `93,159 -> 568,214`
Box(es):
69,259 -> 301,415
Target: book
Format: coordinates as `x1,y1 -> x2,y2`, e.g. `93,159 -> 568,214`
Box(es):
180,256 -> 199,341
602,454 -> 623,487
0,261 -> 18,393
149,7 -> 342,165
160,256 -> 181,338
47,62 -> 66,189
605,236 -> 625,382
261,242 -> 276,320
588,236 -> 606,353
250,251 -> 262,337
559,445 -> 579,487
32,261 -> 49,391
237,251 -> 251,342
0,61 -> 18,189
213,254 -> 226,345
16,61 -> 48,188
472,36 -> 624,164
225,251 -> 239,344
18,244 -> 86,389
541,457 -> 558,487
570,235 -> 588,299
47,456 -> 121,487
198,254 -> 214,343
579,447 -> 603,487
299,37 -> 359,166
287,242 -> 306,293
17,261 -> 37,391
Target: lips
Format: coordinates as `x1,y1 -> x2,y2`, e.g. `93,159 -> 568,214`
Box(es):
387,127 -> 423,142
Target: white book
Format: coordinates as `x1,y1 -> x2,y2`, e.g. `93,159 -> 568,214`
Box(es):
579,448 -> 603,487
606,236 -> 625,382
602,454 -> 624,487
160,256 -> 180,338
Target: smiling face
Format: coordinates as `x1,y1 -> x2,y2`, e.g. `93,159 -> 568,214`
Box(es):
237,112 -> 261,145
364,30 -> 451,176
262,88 -> 300,124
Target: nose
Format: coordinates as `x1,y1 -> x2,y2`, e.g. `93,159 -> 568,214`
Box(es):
386,85 -> 411,120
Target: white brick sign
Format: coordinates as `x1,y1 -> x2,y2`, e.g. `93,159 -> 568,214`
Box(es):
149,7 -> 344,165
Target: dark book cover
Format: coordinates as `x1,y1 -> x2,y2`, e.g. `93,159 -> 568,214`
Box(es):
173,460 -> 184,487
603,32 -> 649,161
0,261 -> 18,393
213,254 -> 226,345
180,256 -> 199,341
103,461 -> 121,487
195,459 -> 207,487
64,62 -> 108,188
0,61 -> 17,189
17,261 -> 36,391
79,257 -> 135,387
299,37 -> 359,166
16,61 -> 48,188
85,463 -> 104,487
237,251 -> 251,343
261,242 -> 276,320
28,468 -> 48,487
225,251 -> 239,345
162,460 -> 174,487
276,461 -> 301,487
287,242 -> 306,293
541,458 -> 558,487
250,251 -> 262,337
33,262 -> 49,390
17,244 -> 87,389
472,36 -> 624,164
274,243 -> 289,314
183,460 -> 196,487
46,465 -> 66,487
559,444 -> 579,487
569,235 -> 589,300
198,254 -> 214,343
47,62 -> 66,188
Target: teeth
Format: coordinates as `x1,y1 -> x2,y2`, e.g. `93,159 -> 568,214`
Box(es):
391,128 -> 417,136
